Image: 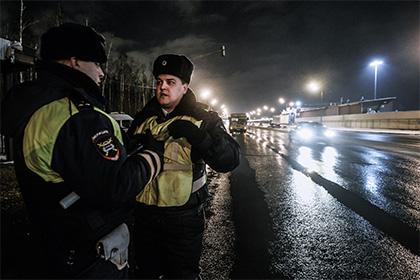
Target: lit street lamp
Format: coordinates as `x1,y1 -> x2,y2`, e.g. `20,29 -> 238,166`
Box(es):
278,97 -> 285,105
278,97 -> 287,113
369,59 -> 383,100
306,80 -> 324,104
193,45 -> 227,59
200,88 -> 212,100
306,80 -> 326,123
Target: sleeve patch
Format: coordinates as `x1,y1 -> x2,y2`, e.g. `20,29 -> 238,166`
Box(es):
92,130 -> 120,161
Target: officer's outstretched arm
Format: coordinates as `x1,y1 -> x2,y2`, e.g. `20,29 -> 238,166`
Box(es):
52,110 -> 162,206
201,119 -> 240,172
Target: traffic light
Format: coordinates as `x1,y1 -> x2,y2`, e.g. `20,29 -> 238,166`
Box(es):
221,45 -> 226,57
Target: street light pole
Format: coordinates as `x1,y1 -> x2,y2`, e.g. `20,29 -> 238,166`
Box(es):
373,65 -> 378,100
306,80 -> 325,123
369,60 -> 383,100
306,80 -> 324,104
193,45 -> 226,59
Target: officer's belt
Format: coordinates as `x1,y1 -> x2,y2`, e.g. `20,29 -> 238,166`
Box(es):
192,174 -> 206,193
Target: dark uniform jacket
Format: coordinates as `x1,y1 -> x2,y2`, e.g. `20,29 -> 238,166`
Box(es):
1,61 -> 158,274
127,90 -> 240,209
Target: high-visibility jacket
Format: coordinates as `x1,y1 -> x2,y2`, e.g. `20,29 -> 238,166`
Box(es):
133,115 -> 206,206
1,61 -> 162,276
23,96 -> 123,183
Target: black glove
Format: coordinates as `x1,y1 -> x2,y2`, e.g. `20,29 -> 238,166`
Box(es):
130,130 -> 164,180
167,120 -> 208,146
129,130 -> 164,156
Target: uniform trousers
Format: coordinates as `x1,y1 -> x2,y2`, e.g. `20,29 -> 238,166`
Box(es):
133,202 -> 205,279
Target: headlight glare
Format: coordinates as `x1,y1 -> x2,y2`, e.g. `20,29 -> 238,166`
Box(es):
297,128 -> 313,140
324,129 -> 336,138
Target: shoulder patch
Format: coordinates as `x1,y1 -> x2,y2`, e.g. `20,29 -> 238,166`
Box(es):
92,130 -> 120,161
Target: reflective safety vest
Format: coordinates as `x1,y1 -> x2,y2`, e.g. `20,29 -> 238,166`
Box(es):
133,115 -> 206,206
23,97 -> 123,183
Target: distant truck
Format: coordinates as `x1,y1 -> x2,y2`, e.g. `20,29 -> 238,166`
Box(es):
270,114 -> 291,127
229,113 -> 248,133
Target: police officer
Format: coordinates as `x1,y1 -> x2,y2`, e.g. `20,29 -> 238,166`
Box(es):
1,23 -> 163,279
128,54 -> 240,279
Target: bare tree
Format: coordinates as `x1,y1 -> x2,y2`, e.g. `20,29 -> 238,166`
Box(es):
18,0 -> 38,82
19,0 -> 39,44
101,45 -> 155,115
55,2 -> 63,26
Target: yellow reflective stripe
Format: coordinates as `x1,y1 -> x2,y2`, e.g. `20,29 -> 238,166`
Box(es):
163,163 -> 191,171
134,115 -> 204,206
134,122 -> 146,135
24,97 -> 78,183
171,141 -> 179,164
95,107 -> 123,144
24,98 -> 121,184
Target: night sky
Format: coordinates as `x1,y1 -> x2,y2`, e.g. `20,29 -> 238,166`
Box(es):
2,1 -> 419,113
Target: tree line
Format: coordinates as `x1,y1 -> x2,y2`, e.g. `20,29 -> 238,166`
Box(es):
1,0 -> 155,116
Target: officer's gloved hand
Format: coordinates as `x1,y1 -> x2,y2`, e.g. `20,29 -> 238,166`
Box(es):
167,120 -> 212,150
136,130 -> 164,156
130,130 -> 164,164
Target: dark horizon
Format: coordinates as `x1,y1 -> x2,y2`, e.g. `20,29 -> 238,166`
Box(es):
1,1 -> 419,113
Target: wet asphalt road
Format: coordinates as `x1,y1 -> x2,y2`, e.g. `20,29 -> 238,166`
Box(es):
201,127 -> 420,279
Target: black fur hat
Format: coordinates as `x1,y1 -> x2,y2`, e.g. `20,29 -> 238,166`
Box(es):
153,54 -> 193,84
40,23 -> 107,63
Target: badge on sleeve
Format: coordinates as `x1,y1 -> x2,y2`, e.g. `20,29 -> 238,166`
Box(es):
92,130 -> 120,161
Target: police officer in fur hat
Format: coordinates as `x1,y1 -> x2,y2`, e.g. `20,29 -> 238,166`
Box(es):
128,54 -> 240,279
1,23 -> 164,278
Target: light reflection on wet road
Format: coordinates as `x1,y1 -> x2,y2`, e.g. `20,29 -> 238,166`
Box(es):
222,128 -> 420,279
251,127 -> 420,230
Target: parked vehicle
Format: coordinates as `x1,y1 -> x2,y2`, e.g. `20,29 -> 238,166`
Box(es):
288,121 -> 336,144
270,114 -> 289,127
109,112 -> 133,132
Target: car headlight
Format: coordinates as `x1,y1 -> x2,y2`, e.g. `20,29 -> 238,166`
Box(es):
297,128 -> 313,140
324,129 -> 336,138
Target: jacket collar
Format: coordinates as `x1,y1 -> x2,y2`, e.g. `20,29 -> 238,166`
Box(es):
37,60 -> 105,108
145,89 -> 198,120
